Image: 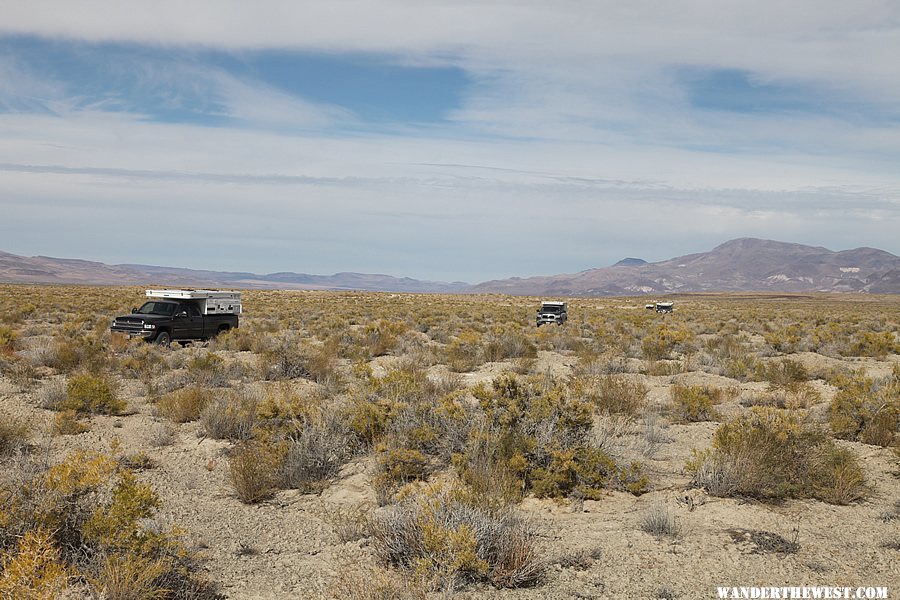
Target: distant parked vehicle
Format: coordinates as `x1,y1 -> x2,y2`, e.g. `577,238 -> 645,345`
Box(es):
110,289 -> 240,346
536,301 -> 568,326
655,301 -> 674,313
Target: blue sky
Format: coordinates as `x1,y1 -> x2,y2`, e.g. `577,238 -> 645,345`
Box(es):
0,1 -> 898,282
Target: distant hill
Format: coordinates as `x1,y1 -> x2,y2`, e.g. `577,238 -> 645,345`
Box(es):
612,257 -> 648,267
0,251 -> 469,293
2,238 -> 898,295
470,238 -> 900,295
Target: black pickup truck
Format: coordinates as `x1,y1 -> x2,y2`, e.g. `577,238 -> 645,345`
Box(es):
110,299 -> 238,345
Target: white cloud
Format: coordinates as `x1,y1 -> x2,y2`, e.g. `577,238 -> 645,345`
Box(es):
0,1 -> 898,279
0,107 -> 897,280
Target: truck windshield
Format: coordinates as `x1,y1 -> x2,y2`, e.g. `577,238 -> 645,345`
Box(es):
541,305 -> 563,313
136,302 -> 176,316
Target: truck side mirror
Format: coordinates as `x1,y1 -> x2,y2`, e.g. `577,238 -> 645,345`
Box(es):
131,307 -> 138,313
177,311 -> 188,318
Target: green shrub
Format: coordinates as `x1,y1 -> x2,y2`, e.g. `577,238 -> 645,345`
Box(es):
64,373 -> 125,415
0,415 -> 30,455
154,386 -> 214,423
670,385 -> 722,422
51,410 -> 90,436
374,448 -> 431,495
228,442 -> 280,504
575,375 -> 647,415
760,359 -> 809,391
446,331 -> 483,372
829,374 -> 899,447
455,374 -> 648,500
372,481 -> 544,589
200,390 -> 258,440
0,325 -> 17,354
0,449 -> 218,598
845,331 -> 898,359
686,408 -> 868,504
529,447 -> 648,500
641,323 -> 694,361
186,352 -> 227,387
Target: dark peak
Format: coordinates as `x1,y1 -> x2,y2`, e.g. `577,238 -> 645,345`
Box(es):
613,257 -> 647,267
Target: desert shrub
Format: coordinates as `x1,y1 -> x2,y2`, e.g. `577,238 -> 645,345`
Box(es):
574,375 -> 647,415
44,329 -> 108,373
811,445 -> 869,505
760,359 -> 809,390
325,505 -> 373,544
64,372 -> 126,415
646,360 -> 684,376
641,323 -> 694,361
214,326 -> 255,352
481,329 -> 537,363
51,410 -> 91,436
278,417 -> 354,493
258,336 -> 311,380
155,386 -> 214,423
378,389 -> 474,466
120,344 -> 166,396
374,448 -> 431,494
670,385 -> 722,422
640,504 -> 681,539
363,320 -> 408,357
331,566 -> 427,600
0,415 -> 30,456
257,336 -> 341,386
844,331 -> 898,359
0,325 -> 17,354
829,373 -> 899,447
763,324 -> 801,353
37,377 -> 68,409
227,441 -> 280,504
84,551 -> 170,600
723,353 -> 762,382
0,528 -> 71,598
686,408 -> 868,504
529,447 -> 648,499
371,481 -> 545,590
186,352 -> 227,387
343,366 -> 457,449
455,374 -> 649,500
0,449 -> 218,598
200,389 -> 258,440
446,331 -> 483,372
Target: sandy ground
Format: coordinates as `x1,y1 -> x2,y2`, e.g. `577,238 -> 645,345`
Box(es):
1,349 -> 898,600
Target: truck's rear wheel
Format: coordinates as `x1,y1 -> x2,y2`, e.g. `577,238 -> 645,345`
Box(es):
154,331 -> 171,346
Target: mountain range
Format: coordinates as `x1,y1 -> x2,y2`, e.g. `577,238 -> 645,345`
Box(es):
1,238 -> 898,295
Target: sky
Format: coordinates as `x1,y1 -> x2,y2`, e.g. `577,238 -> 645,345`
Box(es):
0,1 -> 898,283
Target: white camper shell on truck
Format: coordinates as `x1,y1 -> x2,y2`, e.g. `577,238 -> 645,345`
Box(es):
536,301 -> 568,326
655,301 -> 674,313
145,289 -> 242,315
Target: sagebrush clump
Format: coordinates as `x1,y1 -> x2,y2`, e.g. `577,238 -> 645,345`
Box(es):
687,408 -> 868,504
372,480 -> 545,591
0,449 -> 218,598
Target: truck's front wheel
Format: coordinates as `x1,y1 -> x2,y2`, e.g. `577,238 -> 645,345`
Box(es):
154,331 -> 171,346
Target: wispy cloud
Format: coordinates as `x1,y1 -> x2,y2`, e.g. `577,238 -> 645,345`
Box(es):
0,2 -> 898,279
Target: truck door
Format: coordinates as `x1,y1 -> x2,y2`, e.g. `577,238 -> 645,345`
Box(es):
184,304 -> 204,338
172,303 -> 203,339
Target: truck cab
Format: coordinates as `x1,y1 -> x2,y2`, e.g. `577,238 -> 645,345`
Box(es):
536,301 -> 568,326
